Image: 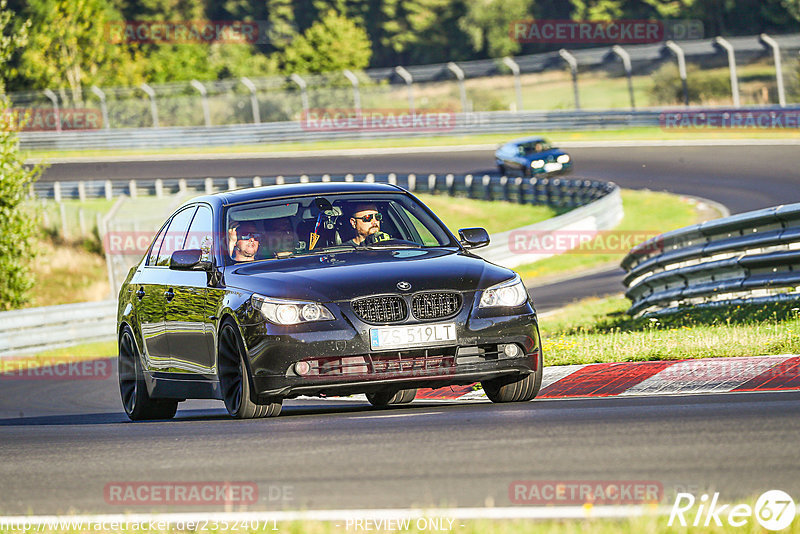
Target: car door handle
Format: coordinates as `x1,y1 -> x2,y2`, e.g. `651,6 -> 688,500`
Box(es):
164,288 -> 174,302
136,287 -> 145,300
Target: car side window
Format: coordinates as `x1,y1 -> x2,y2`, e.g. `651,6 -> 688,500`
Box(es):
155,206 -> 197,267
184,205 -> 214,262
147,223 -> 168,266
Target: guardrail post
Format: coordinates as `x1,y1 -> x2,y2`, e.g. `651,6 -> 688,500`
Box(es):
394,66 -> 415,113
290,73 -> 309,117
77,181 -> 86,202
611,46 -> 635,109
760,34 -> 786,107
428,173 -> 437,193
253,176 -> 262,187
365,173 -> 375,183
502,57 -> 523,111
275,175 -> 284,185
140,83 -> 159,127
664,41 -> 689,107
407,174 -> 416,191
482,174 -> 492,201
104,180 -> 113,200
43,88 -> 61,133
447,62 -> 468,112
240,77 -> 261,123
53,181 -> 62,202
343,69 -> 362,115
178,178 -> 187,194
90,85 -> 110,129
300,174 -> 309,183
155,179 -> 164,198
388,173 -> 397,185
204,177 -> 213,194
714,37 -> 740,107
465,174 -> 474,198
128,179 -> 137,199
345,173 -> 354,182
190,79 -> 212,127
501,176 -> 510,201
559,50 -> 580,110
446,173 -> 455,196
321,174 -> 330,182
228,177 -> 237,190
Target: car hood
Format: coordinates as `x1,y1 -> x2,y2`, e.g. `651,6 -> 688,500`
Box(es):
524,149 -> 567,162
224,248 -> 515,302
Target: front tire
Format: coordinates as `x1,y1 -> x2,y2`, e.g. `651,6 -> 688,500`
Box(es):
482,351 -> 543,403
366,388 -> 417,408
217,320 -> 282,419
118,326 -> 178,421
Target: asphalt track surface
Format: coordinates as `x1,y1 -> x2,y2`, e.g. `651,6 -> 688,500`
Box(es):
3,145 -> 798,516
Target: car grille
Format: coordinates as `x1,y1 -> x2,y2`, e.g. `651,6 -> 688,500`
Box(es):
411,292 -> 461,320
298,348 -> 456,378
352,296 -> 407,323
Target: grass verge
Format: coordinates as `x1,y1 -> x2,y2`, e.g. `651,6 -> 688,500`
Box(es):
516,189 -> 705,282
23,126 -> 800,160
540,295 -> 800,366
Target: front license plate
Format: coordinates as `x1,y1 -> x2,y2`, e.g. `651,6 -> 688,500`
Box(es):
544,162 -> 563,172
370,323 -> 457,350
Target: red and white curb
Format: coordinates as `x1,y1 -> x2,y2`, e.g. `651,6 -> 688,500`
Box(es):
308,354 -> 800,402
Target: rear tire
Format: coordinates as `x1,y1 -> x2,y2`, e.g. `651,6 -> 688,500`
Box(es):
118,326 -> 178,421
366,388 -> 417,408
483,351 -> 543,403
218,320 -> 282,419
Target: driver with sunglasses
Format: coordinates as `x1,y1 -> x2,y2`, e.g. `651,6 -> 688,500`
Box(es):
347,203 -> 389,246
228,221 -> 261,261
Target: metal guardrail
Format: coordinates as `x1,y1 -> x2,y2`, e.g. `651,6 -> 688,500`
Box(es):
5,173 -> 620,356
621,203 -> 800,316
0,300 -> 117,357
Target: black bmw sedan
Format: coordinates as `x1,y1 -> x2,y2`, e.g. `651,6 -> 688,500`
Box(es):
117,182 -> 543,420
495,136 -> 572,177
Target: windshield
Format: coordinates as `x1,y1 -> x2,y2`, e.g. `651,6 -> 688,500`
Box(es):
224,192 -> 457,263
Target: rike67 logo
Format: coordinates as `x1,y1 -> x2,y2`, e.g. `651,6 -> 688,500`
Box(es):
669,490 -> 797,531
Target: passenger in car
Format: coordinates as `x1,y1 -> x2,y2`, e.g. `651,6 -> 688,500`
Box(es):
260,217 -> 296,258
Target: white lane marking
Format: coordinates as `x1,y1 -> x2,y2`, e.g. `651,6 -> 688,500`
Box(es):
620,355 -> 793,396
349,411 -> 443,419
26,138 -> 800,164
0,505 -> 671,526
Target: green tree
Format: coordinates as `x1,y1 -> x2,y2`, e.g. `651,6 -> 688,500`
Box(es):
20,0 -> 144,102
459,0 -> 528,58
0,0 -> 41,310
280,9 -> 371,74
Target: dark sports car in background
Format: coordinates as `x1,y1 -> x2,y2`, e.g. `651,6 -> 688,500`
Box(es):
117,182 -> 542,420
495,136 -> 572,177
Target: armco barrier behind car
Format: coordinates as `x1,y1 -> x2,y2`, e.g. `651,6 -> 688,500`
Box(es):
621,202 -> 800,316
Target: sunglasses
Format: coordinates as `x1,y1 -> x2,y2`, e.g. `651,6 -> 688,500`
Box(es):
353,213 -> 382,223
238,232 -> 261,241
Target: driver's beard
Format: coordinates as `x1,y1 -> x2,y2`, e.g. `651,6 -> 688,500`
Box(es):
237,245 -> 256,258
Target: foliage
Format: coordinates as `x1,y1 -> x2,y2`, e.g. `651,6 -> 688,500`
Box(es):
648,62 -> 732,105
458,0 -> 528,58
280,9 -> 371,74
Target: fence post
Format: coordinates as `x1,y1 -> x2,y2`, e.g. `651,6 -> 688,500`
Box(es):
53,182 -> 62,202
290,73 -> 309,117
155,179 -> 164,198
77,181 -> 86,202
611,46 -> 635,110
204,177 -> 213,194
178,178 -> 188,194
128,179 -> 137,199
394,66 -> 415,113
90,85 -> 110,129
343,69 -> 362,115
240,77 -> 261,123
714,37 -> 740,107
502,57 -> 523,112
664,41 -> 689,107
140,83 -> 159,127
190,79 -> 212,127
447,62 -> 467,112
60,202 -> 69,239
559,50 -> 580,110
104,180 -> 113,200
78,208 -> 87,236
43,88 -> 61,133
760,34 -> 786,107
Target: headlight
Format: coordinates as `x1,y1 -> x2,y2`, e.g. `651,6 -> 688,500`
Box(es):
557,154 -> 570,163
479,274 -> 528,308
531,159 -> 545,169
251,294 -> 334,325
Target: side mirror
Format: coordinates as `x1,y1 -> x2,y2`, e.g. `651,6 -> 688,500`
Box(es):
458,227 -> 490,249
169,249 -> 212,271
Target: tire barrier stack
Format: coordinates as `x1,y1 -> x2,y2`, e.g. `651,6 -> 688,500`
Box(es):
622,203 -> 800,317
